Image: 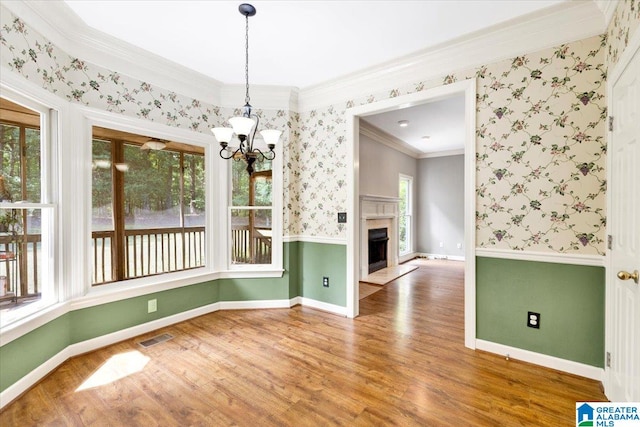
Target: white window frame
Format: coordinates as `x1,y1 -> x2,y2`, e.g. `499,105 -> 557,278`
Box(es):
0,84 -> 60,329
223,140 -> 283,273
399,173 -> 413,256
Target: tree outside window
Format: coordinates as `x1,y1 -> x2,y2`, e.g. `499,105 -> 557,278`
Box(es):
91,128 -> 205,285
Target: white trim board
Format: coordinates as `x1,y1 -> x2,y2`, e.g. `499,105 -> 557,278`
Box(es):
297,297 -> 348,317
283,235 -> 347,245
475,248 -> 605,267
476,339 -> 604,381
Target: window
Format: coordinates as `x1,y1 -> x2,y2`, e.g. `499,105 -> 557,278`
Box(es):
399,174 -> 412,256
230,158 -> 273,265
91,127 -> 205,285
0,95 -> 56,323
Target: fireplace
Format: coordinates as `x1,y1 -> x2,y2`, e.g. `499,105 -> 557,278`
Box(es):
368,228 -> 389,274
360,195 -> 399,279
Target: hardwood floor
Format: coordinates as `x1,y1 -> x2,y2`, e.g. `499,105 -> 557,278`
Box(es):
1,259 -> 606,426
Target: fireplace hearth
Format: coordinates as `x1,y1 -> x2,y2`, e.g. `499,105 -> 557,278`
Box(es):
368,228 -> 389,274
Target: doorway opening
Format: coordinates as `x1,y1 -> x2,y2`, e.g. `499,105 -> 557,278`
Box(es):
346,78 -> 477,349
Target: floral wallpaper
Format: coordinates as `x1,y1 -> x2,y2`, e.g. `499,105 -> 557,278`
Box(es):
295,35 -> 608,255
607,0 -> 640,68
3,3 -> 639,256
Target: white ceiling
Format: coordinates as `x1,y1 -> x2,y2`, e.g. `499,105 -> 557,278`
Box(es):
63,0 -> 567,89
361,95 -> 466,156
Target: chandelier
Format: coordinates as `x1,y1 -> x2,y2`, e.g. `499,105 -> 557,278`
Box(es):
211,3 -> 281,175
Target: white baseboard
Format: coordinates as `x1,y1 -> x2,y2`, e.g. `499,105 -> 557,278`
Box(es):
0,296 -> 347,409
475,339 -> 604,381
417,253 -> 465,261
218,299 -> 293,310
0,346 -> 71,409
299,297 -> 348,317
68,302 -> 222,356
399,252 -> 419,263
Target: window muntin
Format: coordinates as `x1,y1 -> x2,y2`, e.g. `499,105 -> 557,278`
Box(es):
399,175 -> 412,256
91,128 -> 206,285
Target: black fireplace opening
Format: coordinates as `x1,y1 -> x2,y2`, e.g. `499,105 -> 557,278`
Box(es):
368,228 -> 389,274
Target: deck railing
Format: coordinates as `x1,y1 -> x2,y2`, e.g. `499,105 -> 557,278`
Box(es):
92,226 -> 206,285
231,226 -> 272,264
0,233 -> 41,300
0,225 -> 272,292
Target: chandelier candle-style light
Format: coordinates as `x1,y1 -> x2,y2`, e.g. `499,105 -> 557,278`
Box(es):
211,3 -> 282,175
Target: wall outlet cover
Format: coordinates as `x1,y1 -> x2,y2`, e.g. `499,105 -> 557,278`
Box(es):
148,299 -> 157,313
337,212 -> 347,223
527,311 -> 540,329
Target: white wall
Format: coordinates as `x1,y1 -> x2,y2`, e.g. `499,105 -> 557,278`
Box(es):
359,133 -> 417,198
417,155 -> 464,257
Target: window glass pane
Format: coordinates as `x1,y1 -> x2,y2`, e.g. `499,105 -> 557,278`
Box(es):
91,130 -> 206,285
0,207 -> 45,309
123,144 -> 180,229
92,139 -> 113,232
399,177 -> 411,255
183,153 -> 205,227
232,158 -> 272,206
231,208 -> 272,264
25,128 -> 41,202
0,124 -> 20,202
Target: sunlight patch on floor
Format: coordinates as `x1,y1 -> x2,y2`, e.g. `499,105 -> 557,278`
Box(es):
76,350 -> 150,391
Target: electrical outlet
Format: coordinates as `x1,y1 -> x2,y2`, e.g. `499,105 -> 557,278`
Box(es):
439,241 -> 444,248
527,311 -> 540,329
322,276 -> 329,287
457,243 -> 462,249
337,212 -> 347,223
148,299 -> 157,313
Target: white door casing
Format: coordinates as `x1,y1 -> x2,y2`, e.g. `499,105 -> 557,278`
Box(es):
346,78 -> 477,349
605,30 -> 640,402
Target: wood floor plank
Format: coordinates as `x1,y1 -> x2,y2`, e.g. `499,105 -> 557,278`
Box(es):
0,259 -> 607,425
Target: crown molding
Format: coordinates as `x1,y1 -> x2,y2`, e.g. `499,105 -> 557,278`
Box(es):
298,1 -> 605,111
2,0 -> 224,105
594,0 -> 619,27
419,149 -> 465,159
220,84 -> 299,112
359,120 -> 421,158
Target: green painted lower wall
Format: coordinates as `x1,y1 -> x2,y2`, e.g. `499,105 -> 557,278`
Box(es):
0,313 -> 70,392
298,241 -> 346,306
70,281 -> 219,343
476,256 -> 605,367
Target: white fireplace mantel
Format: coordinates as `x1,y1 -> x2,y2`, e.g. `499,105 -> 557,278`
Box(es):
360,195 -> 400,278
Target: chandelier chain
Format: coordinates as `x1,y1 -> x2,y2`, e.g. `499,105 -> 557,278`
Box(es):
244,14 -> 250,105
